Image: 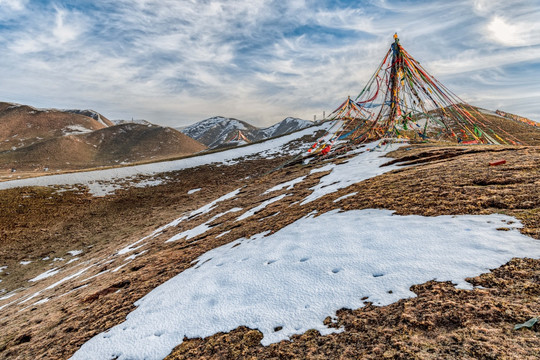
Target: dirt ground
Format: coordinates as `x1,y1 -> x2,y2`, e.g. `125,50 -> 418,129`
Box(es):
0,143 -> 539,359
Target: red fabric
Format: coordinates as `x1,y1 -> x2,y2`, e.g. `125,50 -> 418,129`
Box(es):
489,160 -> 506,166
321,146 -> 331,155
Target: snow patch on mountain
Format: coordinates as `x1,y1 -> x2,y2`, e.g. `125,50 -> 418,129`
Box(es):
112,119 -> 155,126
62,125 -> 94,136
181,116 -> 312,148
259,117 -> 312,139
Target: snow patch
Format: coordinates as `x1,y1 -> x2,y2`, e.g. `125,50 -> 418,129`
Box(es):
236,194 -> 289,221
72,210 -> 540,360
263,176 -> 306,194
333,192 -> 358,203
32,298 -> 50,306
62,125 -> 93,136
216,230 -> 231,238
302,140 -> 404,204
166,207 -> 243,242
29,268 -> 60,282
125,251 -> 148,262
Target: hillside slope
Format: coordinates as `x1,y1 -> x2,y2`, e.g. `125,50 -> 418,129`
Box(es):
0,102 -> 110,152
0,121 -> 538,359
0,123 -> 206,171
472,107 -> 540,145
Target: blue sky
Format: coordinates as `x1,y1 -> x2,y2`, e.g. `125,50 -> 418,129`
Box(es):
0,0 -> 539,126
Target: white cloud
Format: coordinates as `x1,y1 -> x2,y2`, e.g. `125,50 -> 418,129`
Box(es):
9,7 -> 86,54
486,15 -> 540,47
0,0 -> 538,125
52,8 -> 83,44
429,47 -> 540,75
0,0 -> 25,11
472,0 -> 506,14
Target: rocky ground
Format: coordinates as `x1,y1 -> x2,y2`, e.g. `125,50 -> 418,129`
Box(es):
0,142 -> 539,359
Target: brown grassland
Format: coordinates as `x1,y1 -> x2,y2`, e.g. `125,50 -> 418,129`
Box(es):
0,138 -> 538,359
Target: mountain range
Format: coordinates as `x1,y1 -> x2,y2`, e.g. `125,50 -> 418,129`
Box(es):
0,102 -> 314,174
3,100 -> 539,177
0,102 -> 206,172
180,116 -> 313,148
0,115 -> 539,359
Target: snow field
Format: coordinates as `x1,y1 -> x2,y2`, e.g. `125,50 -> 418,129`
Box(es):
301,140 -> 404,204
71,209 -> 540,360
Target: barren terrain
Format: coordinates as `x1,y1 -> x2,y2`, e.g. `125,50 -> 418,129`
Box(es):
0,140 -> 538,359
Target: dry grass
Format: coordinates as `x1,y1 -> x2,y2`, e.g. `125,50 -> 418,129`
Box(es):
0,144 -> 539,359
0,123 -> 206,172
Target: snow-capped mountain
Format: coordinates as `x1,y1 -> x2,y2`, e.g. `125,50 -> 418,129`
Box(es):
61,109 -> 115,127
258,117 -> 312,139
181,116 -> 312,148
181,116 -> 259,148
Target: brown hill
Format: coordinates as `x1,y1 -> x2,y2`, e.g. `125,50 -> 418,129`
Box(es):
84,123 -> 207,164
472,108 -> 540,145
0,102 -> 112,152
399,105 -> 540,146
0,123 -> 206,171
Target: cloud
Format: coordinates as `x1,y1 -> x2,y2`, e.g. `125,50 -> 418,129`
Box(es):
9,6 -> 86,54
0,0 -> 25,11
485,15 -> 540,47
0,0 -> 538,125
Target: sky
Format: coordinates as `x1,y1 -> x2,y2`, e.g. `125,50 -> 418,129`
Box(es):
0,0 -> 539,127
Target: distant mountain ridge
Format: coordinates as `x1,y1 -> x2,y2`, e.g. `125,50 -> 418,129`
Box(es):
0,102 -> 111,152
112,119 -> 155,126
62,109 -> 115,127
0,101 -> 206,171
180,116 -> 258,148
181,116 -> 313,148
